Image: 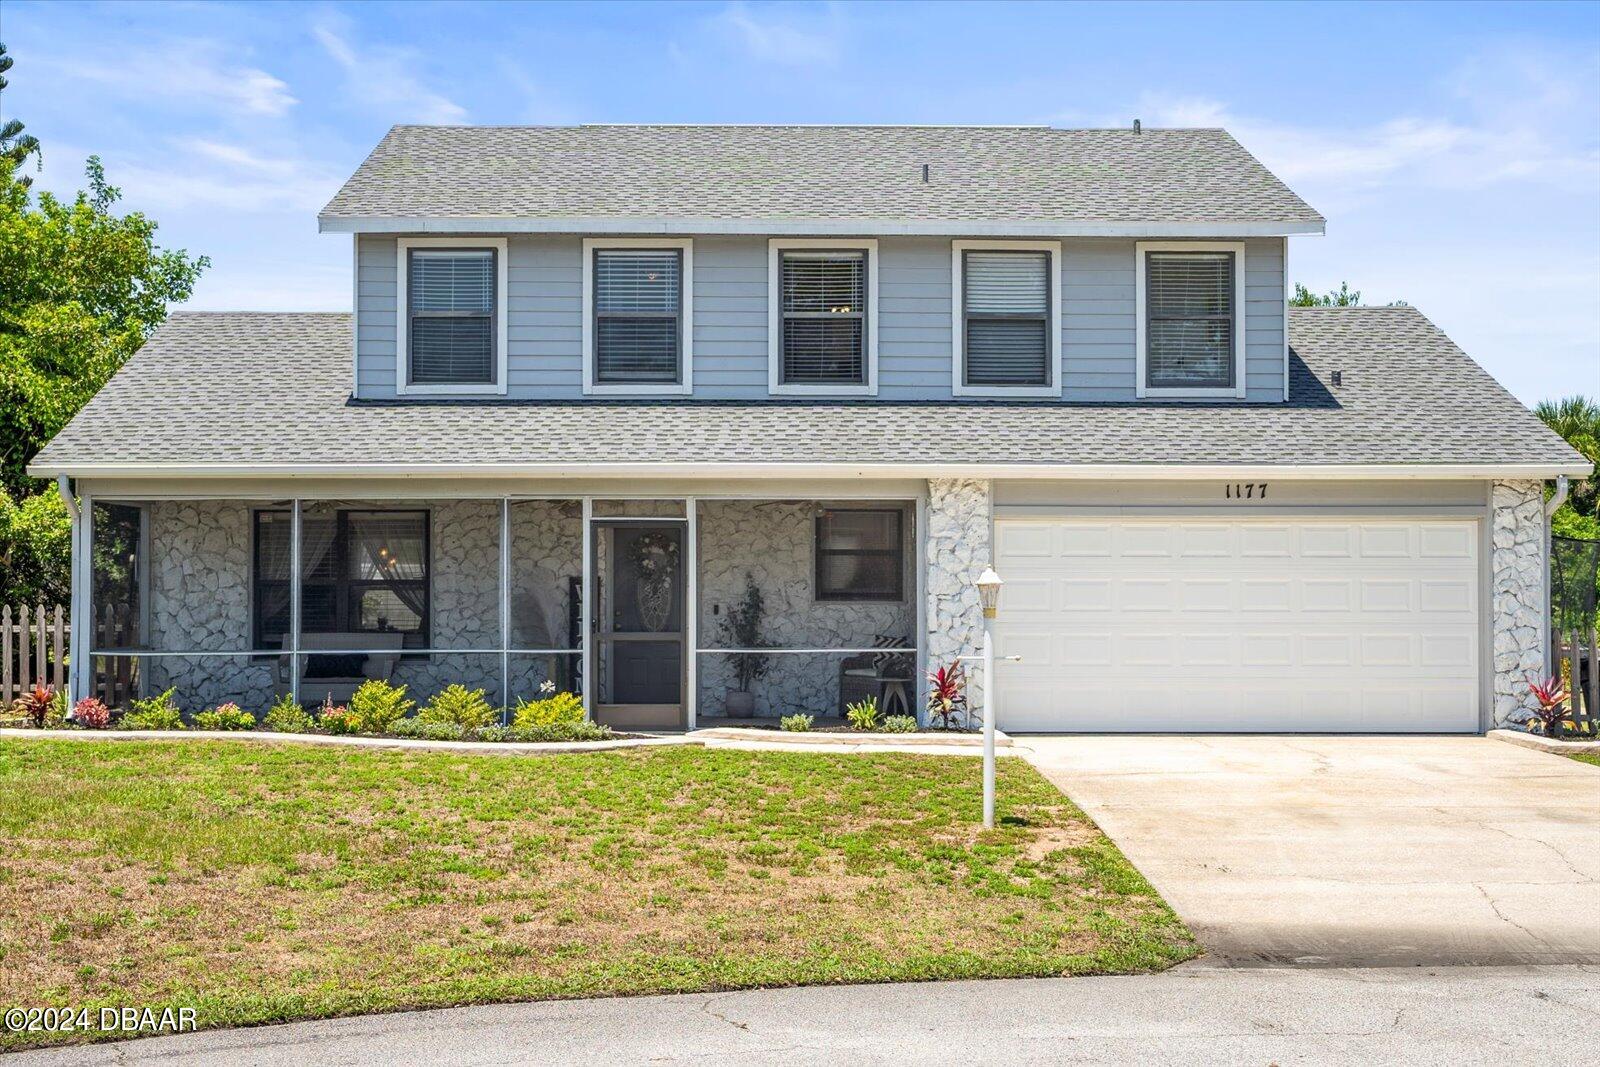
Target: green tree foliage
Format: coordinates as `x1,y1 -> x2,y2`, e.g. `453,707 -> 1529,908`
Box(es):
1291,281 -> 1363,307
1537,395 -> 1600,522
0,42 -> 207,605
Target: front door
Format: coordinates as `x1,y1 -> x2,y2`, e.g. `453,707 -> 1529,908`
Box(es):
594,522 -> 684,729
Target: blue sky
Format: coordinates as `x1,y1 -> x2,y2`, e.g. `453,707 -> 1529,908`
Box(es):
4,0 -> 1597,403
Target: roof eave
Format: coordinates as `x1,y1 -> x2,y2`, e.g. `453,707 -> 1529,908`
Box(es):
316,215 -> 1327,238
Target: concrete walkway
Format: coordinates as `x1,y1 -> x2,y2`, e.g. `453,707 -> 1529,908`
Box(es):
13,965 -> 1596,1066
1018,735 -> 1600,967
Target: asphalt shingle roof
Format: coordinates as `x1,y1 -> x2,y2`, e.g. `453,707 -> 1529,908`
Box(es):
29,307 -> 1583,475
319,125 -> 1324,229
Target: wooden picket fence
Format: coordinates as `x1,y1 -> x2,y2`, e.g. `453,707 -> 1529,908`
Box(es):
2,604 -> 141,708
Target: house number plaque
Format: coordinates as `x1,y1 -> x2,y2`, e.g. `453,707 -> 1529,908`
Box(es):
1224,483 -> 1268,500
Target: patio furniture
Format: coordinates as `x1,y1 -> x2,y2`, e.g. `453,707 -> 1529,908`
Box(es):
838,643 -> 915,717
278,632 -> 405,704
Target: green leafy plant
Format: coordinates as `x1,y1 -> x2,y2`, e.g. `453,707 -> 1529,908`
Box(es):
925,664 -> 969,730
13,682 -> 55,727
507,721 -> 614,743
71,696 -> 110,729
193,702 -> 255,732
475,724 -> 511,743
845,696 -> 881,731
318,696 -> 357,736
391,717 -> 467,741
419,684 -> 497,730
119,687 -> 184,730
881,714 -> 918,734
261,695 -> 315,734
717,573 -> 770,695
346,679 -> 413,734
779,713 -> 813,733
513,682 -> 584,729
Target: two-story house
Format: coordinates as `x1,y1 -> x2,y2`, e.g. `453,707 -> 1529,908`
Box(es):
29,124 -> 1586,733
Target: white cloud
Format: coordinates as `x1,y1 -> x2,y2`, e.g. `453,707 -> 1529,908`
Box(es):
313,19 -> 467,123
707,2 -> 845,66
51,41 -> 296,118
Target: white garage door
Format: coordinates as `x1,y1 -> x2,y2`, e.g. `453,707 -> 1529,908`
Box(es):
993,519 -> 1480,733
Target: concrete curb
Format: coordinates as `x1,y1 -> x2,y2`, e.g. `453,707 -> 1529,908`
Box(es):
690,726 -> 1010,748
1487,728 -> 1600,755
0,728 -> 692,755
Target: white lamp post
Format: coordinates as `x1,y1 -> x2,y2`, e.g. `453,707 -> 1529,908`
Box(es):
975,566 -> 1004,829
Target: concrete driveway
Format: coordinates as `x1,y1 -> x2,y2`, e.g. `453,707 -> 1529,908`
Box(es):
1019,735 -> 1600,967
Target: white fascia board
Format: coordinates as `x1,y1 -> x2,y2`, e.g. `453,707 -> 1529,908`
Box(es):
318,215 -> 1328,238
29,460 -> 1593,481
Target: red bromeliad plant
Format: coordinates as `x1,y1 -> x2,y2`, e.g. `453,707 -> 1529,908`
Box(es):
1524,674 -> 1570,738
925,663 -> 968,730
15,683 -> 56,728
72,697 -> 111,729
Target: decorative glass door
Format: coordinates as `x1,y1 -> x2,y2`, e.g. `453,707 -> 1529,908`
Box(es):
595,522 -> 684,717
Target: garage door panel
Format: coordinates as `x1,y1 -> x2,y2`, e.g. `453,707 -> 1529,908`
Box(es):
993,518 -> 1480,734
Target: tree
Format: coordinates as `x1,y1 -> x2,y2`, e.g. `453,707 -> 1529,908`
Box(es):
1291,282 -> 1410,308
1536,395 -> 1600,523
0,42 -> 208,604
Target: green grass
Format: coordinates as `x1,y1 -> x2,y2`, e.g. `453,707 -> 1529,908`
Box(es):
0,740 -> 1195,1050
1567,752 -> 1600,768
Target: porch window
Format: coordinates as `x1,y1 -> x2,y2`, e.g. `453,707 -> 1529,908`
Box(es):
814,508 -> 903,602
254,510 -> 430,650
780,250 -> 867,386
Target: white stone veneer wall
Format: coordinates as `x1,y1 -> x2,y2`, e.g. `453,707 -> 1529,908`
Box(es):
923,478 -> 992,724
142,498 -> 581,714
695,500 -> 915,718
1491,479 -> 1548,728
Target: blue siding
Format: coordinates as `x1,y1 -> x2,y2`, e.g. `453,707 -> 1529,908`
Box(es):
355,234 -> 1288,403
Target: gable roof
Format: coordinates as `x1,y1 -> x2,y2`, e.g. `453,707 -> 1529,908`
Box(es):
318,124 -> 1325,237
29,307 -> 1585,480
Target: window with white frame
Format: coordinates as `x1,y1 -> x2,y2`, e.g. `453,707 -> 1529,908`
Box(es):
594,249 -> 681,383
397,237 -> 508,394
960,249 -> 1053,389
779,249 -> 868,386
1140,247 -> 1240,392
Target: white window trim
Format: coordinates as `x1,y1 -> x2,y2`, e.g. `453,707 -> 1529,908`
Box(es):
582,237 -> 694,396
1134,240 -> 1247,399
768,238 -> 879,397
950,239 -> 1062,398
395,236 -> 509,397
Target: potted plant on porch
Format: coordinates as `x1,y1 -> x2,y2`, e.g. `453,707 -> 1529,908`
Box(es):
719,573 -> 769,716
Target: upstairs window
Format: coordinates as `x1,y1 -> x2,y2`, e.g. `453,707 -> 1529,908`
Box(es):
595,249 -> 682,384
961,249 -> 1052,389
778,248 -> 869,388
408,249 -> 495,385
1140,245 -> 1242,394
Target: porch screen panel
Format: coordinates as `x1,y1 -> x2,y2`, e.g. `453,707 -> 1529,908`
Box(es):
964,251 -> 1049,386
409,249 -> 495,384
1146,251 -> 1233,389
780,251 -> 866,384
595,250 -> 681,383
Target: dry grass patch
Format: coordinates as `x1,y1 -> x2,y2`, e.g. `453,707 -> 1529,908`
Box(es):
0,739 -> 1195,1050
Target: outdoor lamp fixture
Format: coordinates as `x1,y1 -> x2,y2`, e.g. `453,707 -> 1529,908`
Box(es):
975,566 -> 1003,829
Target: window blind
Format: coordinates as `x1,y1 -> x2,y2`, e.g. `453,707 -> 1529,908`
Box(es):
964,251 -> 1049,386
1146,252 -> 1233,389
595,250 -> 681,383
409,249 -> 494,385
781,251 -> 866,385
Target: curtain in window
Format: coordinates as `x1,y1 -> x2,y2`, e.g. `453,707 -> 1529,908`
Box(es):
347,513 -> 428,621
964,251 -> 1049,386
781,251 -> 865,384
255,513 -> 292,645
410,250 -> 494,384
1146,252 -> 1233,389
594,250 -> 680,382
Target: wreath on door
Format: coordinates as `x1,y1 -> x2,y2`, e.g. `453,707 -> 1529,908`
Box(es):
630,531 -> 680,632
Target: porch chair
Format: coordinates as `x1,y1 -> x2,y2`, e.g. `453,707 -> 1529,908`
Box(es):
837,636 -> 915,719
278,632 -> 405,705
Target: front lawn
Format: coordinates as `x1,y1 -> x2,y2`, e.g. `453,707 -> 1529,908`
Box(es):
0,740 -> 1194,1050
1568,752 -> 1600,768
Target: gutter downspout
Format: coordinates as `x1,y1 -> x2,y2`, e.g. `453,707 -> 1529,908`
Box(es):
1544,476 -> 1570,677
56,476 -> 83,706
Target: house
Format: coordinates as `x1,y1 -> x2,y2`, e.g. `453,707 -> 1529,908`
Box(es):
28,124 -> 1587,733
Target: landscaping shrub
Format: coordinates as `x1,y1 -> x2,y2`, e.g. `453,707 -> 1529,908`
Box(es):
71,697 -> 111,729
261,695 -> 315,733
119,687 -> 184,730
391,717 -> 467,741
779,713 -> 813,733
925,663 -> 969,730
881,714 -> 918,734
318,696 -> 357,736
193,702 -> 256,732
474,724 -> 510,743
513,683 -> 584,728
346,679 -> 413,734
845,696 -> 880,731
419,684 -> 498,730
13,683 -> 56,728
507,721 -> 613,743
